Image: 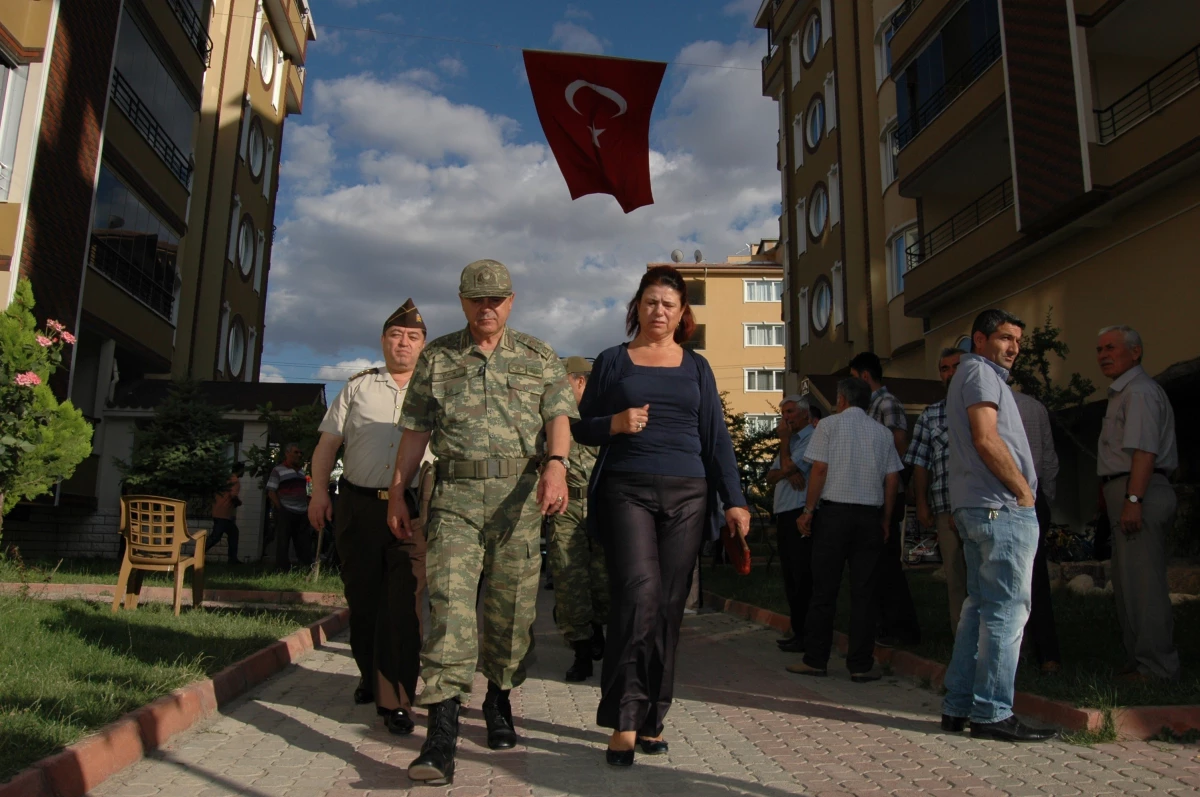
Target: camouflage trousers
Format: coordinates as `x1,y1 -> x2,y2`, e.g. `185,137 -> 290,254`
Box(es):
546,499 -> 609,643
416,473 -> 542,706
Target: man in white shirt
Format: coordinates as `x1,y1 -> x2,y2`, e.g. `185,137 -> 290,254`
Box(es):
785,378 -> 903,683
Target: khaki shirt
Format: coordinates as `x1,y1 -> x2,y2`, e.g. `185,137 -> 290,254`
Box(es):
1098,364 -> 1178,476
400,326 -> 578,460
319,368 -> 431,489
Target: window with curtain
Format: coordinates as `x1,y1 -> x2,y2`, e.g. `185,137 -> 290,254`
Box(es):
744,279 -> 783,302
745,370 -> 785,392
887,225 -> 920,299
745,323 -> 785,346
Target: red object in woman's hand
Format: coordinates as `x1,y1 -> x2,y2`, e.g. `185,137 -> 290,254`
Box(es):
721,522 -> 751,576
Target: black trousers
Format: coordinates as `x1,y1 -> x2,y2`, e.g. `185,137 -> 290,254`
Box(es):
206,518 -> 239,562
775,508 -> 811,638
335,486 -> 427,710
1025,492 -> 1061,665
803,503 -> 885,674
873,506 -> 921,643
274,508 -> 313,570
597,472 -> 708,736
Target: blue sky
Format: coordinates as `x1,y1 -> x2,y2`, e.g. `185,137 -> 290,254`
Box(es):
263,0 -> 779,395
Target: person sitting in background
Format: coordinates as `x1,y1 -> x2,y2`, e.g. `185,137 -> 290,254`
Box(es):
767,395 -> 816,654
207,462 -> 244,564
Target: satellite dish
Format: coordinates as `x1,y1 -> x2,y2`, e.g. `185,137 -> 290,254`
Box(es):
670,249 -> 684,263
694,249 -> 703,263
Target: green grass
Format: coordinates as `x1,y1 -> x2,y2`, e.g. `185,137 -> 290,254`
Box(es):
703,562 -> 1200,709
0,555 -> 344,595
0,595 -> 328,782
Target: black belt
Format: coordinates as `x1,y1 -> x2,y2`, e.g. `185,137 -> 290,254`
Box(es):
436,458 -> 535,480
819,500 -> 879,509
1101,470 -> 1169,484
339,478 -> 389,500
568,485 -> 586,500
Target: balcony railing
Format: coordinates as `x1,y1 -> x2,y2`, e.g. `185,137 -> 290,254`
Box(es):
111,70 -> 193,185
888,0 -> 923,34
1094,43 -> 1200,144
88,234 -> 176,320
896,32 -> 1002,150
906,178 -> 1013,270
166,0 -> 213,66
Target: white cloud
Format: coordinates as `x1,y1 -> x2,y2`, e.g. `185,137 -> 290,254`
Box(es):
376,11 -> 404,24
438,57 -> 467,78
550,21 -> 607,55
271,40 -> 780,363
260,365 -> 287,383
315,358 -> 384,381
723,0 -> 762,20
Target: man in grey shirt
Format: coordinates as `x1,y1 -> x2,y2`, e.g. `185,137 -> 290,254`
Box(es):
1096,325 -> 1180,681
941,309 -> 1054,743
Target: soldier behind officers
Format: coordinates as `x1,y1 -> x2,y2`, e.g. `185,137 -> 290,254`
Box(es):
309,298 -> 431,736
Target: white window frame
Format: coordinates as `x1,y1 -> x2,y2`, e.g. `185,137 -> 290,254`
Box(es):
744,369 -> 786,392
824,72 -> 838,130
790,32 -> 801,88
828,164 -> 841,226
744,322 -> 785,347
832,261 -> 844,328
792,113 -> 804,168
743,278 -> 783,303
746,414 -> 782,435
880,118 -> 899,191
820,0 -> 832,43
886,223 -> 920,300
799,287 -> 810,347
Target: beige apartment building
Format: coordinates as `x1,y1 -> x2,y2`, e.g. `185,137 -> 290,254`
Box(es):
649,242 -> 787,432
1,0 -> 322,561
756,0 -> 1200,525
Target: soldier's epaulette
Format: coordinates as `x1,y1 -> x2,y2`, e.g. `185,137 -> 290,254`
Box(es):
511,330 -> 556,359
348,367 -> 378,381
427,330 -> 465,350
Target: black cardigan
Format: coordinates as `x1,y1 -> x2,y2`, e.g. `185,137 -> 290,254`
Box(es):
571,343 -> 746,541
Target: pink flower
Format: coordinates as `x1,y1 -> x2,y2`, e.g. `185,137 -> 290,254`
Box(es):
36,335 -> 53,347
14,371 -> 42,387
59,331 -> 76,345
46,319 -> 65,333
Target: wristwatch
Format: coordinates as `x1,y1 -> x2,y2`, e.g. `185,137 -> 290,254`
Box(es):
544,455 -> 570,471
1126,494 -> 1142,504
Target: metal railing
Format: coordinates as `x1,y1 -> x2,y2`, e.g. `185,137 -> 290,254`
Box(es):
88,235 -> 176,319
111,70 -> 193,185
165,0 -> 214,66
906,178 -> 1013,270
888,0 -> 923,34
1094,43 -> 1200,144
896,32 -> 1002,150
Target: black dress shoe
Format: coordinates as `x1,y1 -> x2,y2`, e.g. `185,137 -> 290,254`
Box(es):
637,738 -> 668,755
941,715 -> 967,733
606,747 -> 634,767
408,699 -> 460,785
353,677 -> 374,705
777,637 -> 805,653
971,716 -> 1057,742
383,708 -> 415,735
483,682 -> 517,750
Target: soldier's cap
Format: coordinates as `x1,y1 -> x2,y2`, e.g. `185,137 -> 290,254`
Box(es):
561,356 -> 592,376
459,259 -> 514,299
382,298 -> 427,335
781,393 -> 810,410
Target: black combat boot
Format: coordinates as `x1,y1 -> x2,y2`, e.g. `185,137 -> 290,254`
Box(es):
590,621 -> 606,660
407,699 -> 460,785
565,640 -> 593,682
482,681 -> 517,750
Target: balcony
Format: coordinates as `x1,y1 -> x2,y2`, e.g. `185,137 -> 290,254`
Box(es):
907,179 -> 1013,270
165,0 -> 213,66
896,32 -> 1002,150
1094,44 -> 1200,144
762,43 -> 785,97
110,71 -> 193,186
88,233 -> 176,320
888,0 -> 954,75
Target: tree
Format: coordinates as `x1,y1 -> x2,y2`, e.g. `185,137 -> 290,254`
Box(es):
116,381 -> 233,515
1010,308 -> 1095,412
243,401 -> 328,486
720,392 -> 778,517
0,278 -> 92,538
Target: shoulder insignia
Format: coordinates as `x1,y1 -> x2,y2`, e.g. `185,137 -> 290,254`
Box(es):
348,367 -> 378,381
428,330 -> 464,350
511,330 -> 556,359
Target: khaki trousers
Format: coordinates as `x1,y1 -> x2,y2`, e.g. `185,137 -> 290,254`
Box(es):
936,512 -> 967,636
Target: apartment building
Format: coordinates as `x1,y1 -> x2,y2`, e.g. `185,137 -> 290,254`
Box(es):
649,241 -> 787,433
758,0 -> 1200,524
0,0 -> 321,561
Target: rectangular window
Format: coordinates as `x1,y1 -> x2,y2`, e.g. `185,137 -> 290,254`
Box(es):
881,124 -> 899,189
745,323 -> 785,346
746,414 -> 781,435
744,279 -> 783,302
0,62 -> 29,201
115,11 -> 198,158
682,323 -> 706,351
685,279 -> 706,306
745,370 -> 785,392
887,225 -> 920,300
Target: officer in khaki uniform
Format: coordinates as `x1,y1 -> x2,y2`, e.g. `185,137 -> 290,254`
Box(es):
547,356 -> 608,682
386,260 -> 577,786
309,299 -> 433,736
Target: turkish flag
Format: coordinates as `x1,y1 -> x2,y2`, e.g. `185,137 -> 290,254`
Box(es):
523,50 -> 667,214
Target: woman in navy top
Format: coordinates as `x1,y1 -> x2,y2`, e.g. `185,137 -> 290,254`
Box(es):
573,265 -> 750,766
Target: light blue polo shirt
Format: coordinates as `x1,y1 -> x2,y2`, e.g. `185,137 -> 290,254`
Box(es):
772,424 -> 814,514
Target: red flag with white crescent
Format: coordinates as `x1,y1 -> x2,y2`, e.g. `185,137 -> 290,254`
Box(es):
522,50 -> 667,214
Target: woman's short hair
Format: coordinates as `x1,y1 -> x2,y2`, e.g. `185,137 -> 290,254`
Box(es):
626,265 -> 697,344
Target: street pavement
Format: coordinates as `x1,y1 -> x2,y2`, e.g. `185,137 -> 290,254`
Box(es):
93,586 -> 1199,797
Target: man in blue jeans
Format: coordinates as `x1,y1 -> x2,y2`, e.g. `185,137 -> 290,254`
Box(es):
942,309 -> 1056,742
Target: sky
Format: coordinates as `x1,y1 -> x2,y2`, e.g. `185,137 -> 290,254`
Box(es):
262,0 -> 780,396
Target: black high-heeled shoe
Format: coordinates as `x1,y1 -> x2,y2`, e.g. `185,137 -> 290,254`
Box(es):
605,747 -> 634,767
637,738 -> 669,755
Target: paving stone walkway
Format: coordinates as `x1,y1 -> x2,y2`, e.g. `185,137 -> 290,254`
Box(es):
94,589 -> 1199,797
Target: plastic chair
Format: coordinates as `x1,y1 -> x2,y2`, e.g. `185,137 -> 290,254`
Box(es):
113,496 -> 206,616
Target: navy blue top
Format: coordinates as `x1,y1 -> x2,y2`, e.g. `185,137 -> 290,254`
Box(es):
604,353 -> 705,478
572,344 -> 747,541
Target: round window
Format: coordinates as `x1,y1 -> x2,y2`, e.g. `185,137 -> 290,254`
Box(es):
812,280 -> 832,334
228,317 -> 247,378
808,183 -> 829,240
248,117 -> 265,180
237,216 -> 256,277
806,95 -> 825,150
259,30 -> 276,85
802,13 -> 822,65
956,335 -> 973,353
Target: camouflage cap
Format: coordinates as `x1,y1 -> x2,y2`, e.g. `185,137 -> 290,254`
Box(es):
382,297 -> 426,335
459,259 -> 514,299
561,356 -> 592,376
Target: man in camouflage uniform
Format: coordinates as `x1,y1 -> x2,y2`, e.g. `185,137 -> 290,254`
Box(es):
387,259 -> 577,786
547,356 -> 608,682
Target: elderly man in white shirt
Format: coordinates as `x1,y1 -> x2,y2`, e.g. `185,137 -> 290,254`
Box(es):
785,377 -> 904,683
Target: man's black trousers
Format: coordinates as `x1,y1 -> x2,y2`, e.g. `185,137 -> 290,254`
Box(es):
775,508 -> 811,639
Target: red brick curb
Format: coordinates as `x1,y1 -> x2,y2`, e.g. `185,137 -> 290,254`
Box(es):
0,607 -> 350,797
700,590 -> 1200,738
0,581 -> 346,606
